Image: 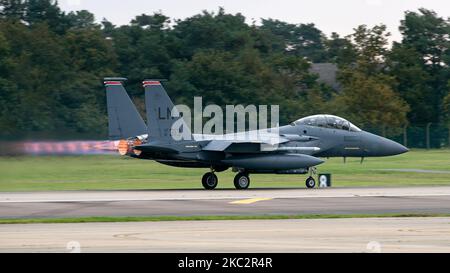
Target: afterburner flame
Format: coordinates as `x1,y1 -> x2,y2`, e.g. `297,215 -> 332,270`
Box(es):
16,141 -> 118,156
117,138 -> 142,156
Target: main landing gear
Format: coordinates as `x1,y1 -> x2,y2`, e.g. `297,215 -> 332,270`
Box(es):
202,172 -> 218,190
201,169 -> 251,190
234,172 -> 250,190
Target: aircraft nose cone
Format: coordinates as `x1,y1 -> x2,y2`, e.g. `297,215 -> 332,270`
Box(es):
380,138 -> 409,156
311,157 -> 325,166
396,143 -> 409,155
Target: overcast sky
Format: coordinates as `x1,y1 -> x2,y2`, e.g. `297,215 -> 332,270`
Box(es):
59,0 -> 450,42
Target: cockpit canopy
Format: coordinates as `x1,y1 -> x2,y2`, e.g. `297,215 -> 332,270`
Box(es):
293,115 -> 362,132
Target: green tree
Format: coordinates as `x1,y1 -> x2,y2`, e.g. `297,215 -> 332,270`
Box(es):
387,44 -> 434,123
110,12 -> 171,96
0,0 -> 26,20
61,27 -> 117,134
443,82 -> 450,123
0,22 -> 68,133
0,28 -> 18,135
131,12 -> 170,29
66,10 -> 98,30
346,24 -> 391,75
293,23 -> 327,62
170,8 -> 252,59
389,8 -> 450,124
336,72 -> 410,131
101,18 -> 115,36
335,24 -> 409,130
326,32 -> 357,66
25,0 -> 69,33
0,4 -> 116,137
260,19 -> 328,62
260,19 -> 297,53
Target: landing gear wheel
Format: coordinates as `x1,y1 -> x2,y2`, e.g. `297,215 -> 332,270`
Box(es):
202,172 -> 218,190
306,177 -> 316,189
234,173 -> 250,190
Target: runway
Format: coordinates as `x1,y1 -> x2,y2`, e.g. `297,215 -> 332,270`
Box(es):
1,217 -> 450,253
1,186 -> 450,218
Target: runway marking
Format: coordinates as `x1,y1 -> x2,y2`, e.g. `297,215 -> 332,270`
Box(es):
230,198 -> 273,205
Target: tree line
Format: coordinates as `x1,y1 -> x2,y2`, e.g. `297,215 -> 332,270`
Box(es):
0,0 -> 449,139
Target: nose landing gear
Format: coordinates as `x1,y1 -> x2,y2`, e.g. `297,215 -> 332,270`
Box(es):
306,167 -> 318,189
306,177 -> 316,188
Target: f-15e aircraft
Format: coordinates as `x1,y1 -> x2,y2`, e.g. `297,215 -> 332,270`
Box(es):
104,78 -> 408,190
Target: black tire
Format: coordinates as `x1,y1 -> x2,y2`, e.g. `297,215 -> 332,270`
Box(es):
234,173 -> 251,190
306,177 -> 316,189
202,172 -> 218,190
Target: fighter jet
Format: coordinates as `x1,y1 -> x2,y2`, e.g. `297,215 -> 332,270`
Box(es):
104,78 -> 409,190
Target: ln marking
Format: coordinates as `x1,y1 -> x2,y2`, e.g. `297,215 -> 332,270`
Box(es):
230,198 -> 273,205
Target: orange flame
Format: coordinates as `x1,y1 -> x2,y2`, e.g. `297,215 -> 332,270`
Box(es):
117,139 -> 143,156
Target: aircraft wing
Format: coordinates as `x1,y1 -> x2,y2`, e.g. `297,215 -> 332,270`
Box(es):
198,130 -> 288,152
200,132 -> 320,154
201,141 -> 235,152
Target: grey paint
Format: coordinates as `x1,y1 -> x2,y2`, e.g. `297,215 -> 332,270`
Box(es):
144,80 -> 192,142
222,154 -> 324,170
104,79 -> 408,176
104,78 -> 147,140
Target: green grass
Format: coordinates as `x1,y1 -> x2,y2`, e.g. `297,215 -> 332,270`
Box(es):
0,149 -> 449,192
1,213 -> 450,225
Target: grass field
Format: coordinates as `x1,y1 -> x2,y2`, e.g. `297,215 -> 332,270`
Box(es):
2,213 -> 450,225
0,150 -> 449,192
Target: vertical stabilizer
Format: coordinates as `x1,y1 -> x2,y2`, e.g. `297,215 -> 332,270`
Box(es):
144,80 -> 191,142
104,78 -> 147,140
